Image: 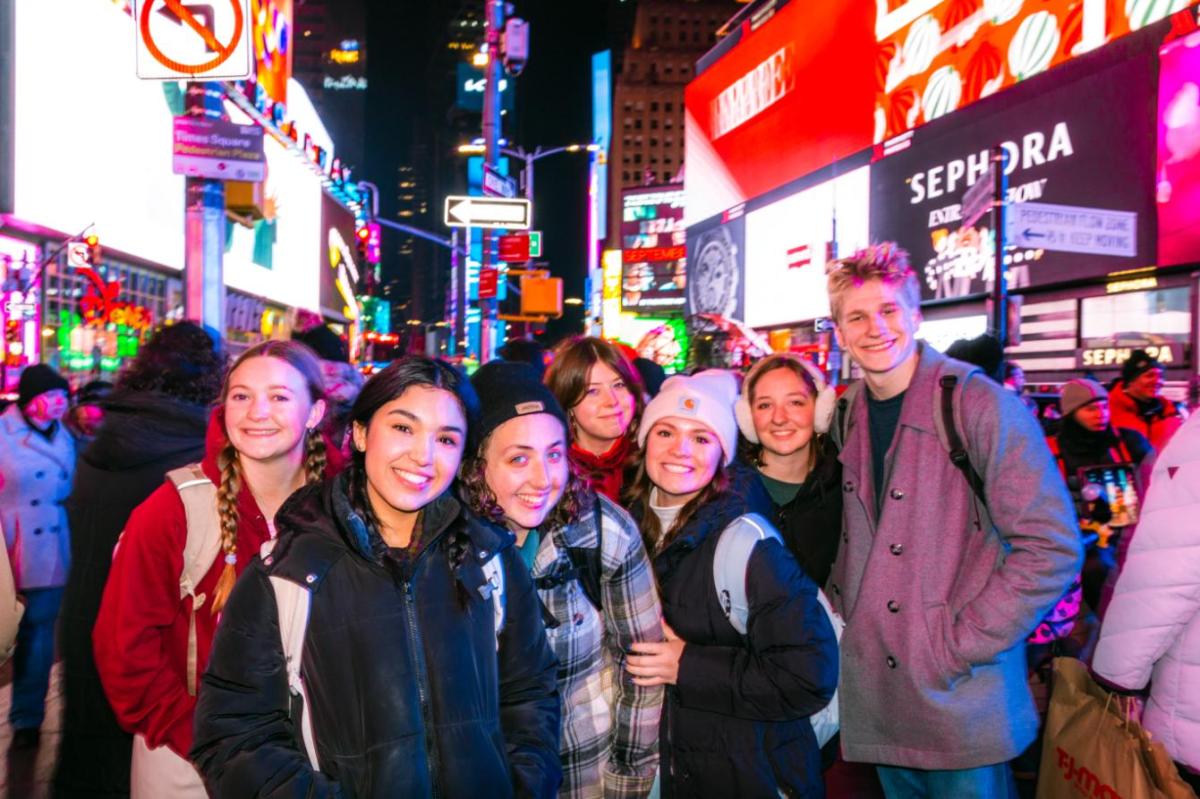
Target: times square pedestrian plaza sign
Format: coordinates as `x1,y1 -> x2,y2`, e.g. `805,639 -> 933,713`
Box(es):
134,0 -> 252,81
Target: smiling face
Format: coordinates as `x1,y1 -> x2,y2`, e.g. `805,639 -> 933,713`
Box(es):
224,357 -> 326,466
482,413 -> 569,536
571,361 -> 637,454
644,417 -> 723,507
834,278 -> 922,378
352,384 -> 467,527
751,366 -> 816,459
1125,367 -> 1163,401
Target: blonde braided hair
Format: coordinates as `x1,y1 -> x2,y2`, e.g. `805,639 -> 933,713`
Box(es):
209,339 -> 330,615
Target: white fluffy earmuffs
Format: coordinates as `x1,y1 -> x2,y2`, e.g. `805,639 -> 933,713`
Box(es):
735,353 -> 837,443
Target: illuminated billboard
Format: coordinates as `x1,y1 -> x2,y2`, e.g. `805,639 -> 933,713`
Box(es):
874,0 -> 1199,143
683,0 -> 876,225
621,186 -> 686,314
742,167 -> 870,328
1157,27 -> 1200,267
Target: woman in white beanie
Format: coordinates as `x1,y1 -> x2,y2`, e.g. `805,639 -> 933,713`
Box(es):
623,370 -> 838,798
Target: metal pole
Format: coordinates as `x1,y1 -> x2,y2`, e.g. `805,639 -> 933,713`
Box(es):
183,82 -> 226,336
480,0 -> 505,363
990,144 -> 1009,353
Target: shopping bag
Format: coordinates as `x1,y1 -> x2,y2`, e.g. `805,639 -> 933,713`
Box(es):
1037,658 -> 1198,799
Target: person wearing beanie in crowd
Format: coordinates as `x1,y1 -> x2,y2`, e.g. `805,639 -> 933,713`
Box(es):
633,358 -> 666,400
54,322 -> 224,799
0,364 -> 75,751
825,244 -> 1079,797
1109,349 -> 1185,452
623,370 -> 838,798
545,338 -> 646,503
296,323 -> 364,450
462,361 -> 664,799
1050,378 -> 1153,619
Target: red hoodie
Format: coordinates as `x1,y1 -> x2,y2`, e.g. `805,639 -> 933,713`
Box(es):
93,407 -> 344,758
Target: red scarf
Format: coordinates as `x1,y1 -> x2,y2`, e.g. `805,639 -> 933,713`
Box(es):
570,436 -> 635,503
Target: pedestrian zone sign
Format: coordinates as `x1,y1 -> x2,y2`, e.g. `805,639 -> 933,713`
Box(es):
134,0 -> 252,81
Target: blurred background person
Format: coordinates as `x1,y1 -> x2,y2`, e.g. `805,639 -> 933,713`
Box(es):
296,324 -> 363,452
0,364 -> 74,752
65,380 -> 114,445
1110,349 -> 1185,451
545,337 -> 645,503
633,357 -> 666,400
497,337 -> 548,378
55,322 -> 224,799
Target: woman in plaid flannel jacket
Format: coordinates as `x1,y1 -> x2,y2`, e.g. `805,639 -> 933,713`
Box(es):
464,361 -> 665,799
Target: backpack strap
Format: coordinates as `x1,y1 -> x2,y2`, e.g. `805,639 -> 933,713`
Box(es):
165,464 -> 221,697
260,539 -> 319,770
532,496 -> 605,612
481,553 -> 505,647
712,514 -> 781,635
830,381 -> 863,452
937,375 -> 988,509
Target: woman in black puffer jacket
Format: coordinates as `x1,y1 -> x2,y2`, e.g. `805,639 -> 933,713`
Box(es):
191,357 -> 561,798
623,370 -> 838,799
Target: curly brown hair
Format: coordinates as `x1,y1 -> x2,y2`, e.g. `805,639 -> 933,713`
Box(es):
460,430 -> 593,534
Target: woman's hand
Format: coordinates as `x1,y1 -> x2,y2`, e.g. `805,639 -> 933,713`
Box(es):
626,620 -> 685,686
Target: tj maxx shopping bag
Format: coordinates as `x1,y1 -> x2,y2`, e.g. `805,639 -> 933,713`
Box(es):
1037,658 -> 1197,799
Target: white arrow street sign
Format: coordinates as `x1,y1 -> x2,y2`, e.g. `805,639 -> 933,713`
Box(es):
444,196 -> 531,229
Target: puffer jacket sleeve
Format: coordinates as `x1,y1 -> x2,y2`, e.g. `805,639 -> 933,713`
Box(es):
1094,417 -> 1200,691
599,504 -> 664,797
675,535 -> 838,721
496,547 -> 563,798
190,562 -> 341,798
947,379 -> 1083,668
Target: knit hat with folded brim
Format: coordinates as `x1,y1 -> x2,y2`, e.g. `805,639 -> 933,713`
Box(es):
637,370 -> 739,466
1060,378 -> 1108,418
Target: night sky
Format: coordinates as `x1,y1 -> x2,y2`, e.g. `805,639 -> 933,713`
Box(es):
364,0 -> 623,341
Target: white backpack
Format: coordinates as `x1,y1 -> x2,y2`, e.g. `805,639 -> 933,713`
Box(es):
262,538 -> 507,770
712,513 -> 844,747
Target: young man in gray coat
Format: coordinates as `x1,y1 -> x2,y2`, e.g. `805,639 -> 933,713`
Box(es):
825,243 -> 1081,798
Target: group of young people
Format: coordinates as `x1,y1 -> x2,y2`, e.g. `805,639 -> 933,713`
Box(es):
79,241 -> 1095,799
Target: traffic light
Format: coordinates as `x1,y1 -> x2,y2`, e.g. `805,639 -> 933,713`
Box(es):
355,225 -> 371,264
84,233 -> 101,266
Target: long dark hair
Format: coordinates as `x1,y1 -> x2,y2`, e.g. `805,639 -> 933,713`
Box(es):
623,445 -> 731,557
115,321 -> 225,405
344,357 -> 480,570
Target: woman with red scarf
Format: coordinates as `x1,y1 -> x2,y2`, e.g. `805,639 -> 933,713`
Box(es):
545,338 -> 645,503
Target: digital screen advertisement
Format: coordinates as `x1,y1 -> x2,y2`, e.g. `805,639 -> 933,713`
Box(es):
683,0 -> 875,225
621,187 -> 686,314
869,45 -> 1158,302
685,211 -> 746,321
1156,27 -> 1200,267
742,166 -> 870,328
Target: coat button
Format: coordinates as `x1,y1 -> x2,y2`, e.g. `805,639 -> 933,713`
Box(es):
887,600 -> 900,613
831,582 -> 841,595
886,655 -> 897,669
59,471 -> 68,480
890,543 -> 904,556
33,528 -> 42,536
34,471 -> 44,479
305,573 -> 317,584
51,526 -> 60,534
30,499 -> 40,507
890,489 -> 905,500
479,550 -> 490,560
843,481 -> 854,493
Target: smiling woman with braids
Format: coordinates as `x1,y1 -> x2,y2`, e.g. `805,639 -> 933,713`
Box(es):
191,356 -> 561,798
93,340 -> 340,798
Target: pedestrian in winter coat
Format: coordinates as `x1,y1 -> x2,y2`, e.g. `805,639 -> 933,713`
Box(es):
54,321 -> 224,799
1093,411 -> 1200,793
94,340 -> 335,798
624,370 -> 838,798
463,361 -> 664,798
0,363 -> 75,749
1109,349 -> 1185,452
735,352 -> 843,589
191,356 -> 562,798
546,337 -> 646,503
825,244 -> 1081,798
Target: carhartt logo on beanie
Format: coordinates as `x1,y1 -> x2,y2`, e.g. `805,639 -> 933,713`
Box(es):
637,370 -> 739,466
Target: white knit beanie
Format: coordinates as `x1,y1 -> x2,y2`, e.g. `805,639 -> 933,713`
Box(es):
735,353 -> 837,443
637,370 -> 740,466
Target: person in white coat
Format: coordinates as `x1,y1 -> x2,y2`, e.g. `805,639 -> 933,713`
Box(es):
0,364 -> 75,750
1093,411 -> 1200,793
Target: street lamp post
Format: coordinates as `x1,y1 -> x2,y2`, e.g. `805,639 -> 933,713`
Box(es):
456,142 -> 601,217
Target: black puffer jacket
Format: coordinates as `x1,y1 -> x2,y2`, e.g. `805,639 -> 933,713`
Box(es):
191,475 -> 562,798
56,391 -> 209,799
753,436 -> 844,591
636,482 -> 838,798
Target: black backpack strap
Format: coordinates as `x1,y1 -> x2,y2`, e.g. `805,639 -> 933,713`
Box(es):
939,375 -> 988,508
535,497 -> 604,612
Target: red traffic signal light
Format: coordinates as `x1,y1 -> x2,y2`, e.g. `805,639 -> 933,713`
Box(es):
356,226 -> 370,243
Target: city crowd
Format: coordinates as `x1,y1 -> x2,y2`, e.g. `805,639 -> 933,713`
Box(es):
0,243 -> 1195,799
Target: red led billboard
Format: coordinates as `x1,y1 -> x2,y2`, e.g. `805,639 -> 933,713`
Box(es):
683,0 -> 877,224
